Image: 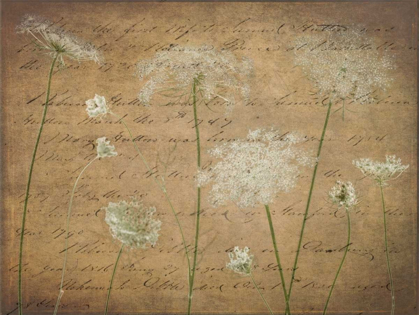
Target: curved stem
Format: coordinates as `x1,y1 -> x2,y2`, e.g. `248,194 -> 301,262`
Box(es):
265,204 -> 291,315
18,53 -> 59,315
380,184 -> 395,315
187,79 -> 201,315
53,156 -> 98,315
322,209 -> 351,315
104,244 -> 125,315
250,271 -> 274,315
110,112 -> 191,276
287,101 -> 333,308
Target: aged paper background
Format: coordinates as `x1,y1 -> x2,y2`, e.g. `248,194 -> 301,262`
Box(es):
1,2 -> 417,315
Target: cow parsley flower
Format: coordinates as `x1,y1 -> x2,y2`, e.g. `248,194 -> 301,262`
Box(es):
353,155 -> 409,185
226,246 -> 254,276
16,14 -> 103,65
96,137 -> 117,158
103,198 -> 161,249
329,181 -> 358,210
136,46 -> 253,112
86,94 -> 110,118
200,129 -> 311,208
294,28 -> 393,103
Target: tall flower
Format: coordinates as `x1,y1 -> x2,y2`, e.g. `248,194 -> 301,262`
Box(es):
136,46 -> 252,111
329,181 -> 358,210
353,155 -> 409,315
226,246 -> 254,276
17,14 -> 103,65
103,198 -> 161,249
86,94 -> 111,118
294,28 -> 393,103
96,137 -> 118,158
199,128 -> 311,208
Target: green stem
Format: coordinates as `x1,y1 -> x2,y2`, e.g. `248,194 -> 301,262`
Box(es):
380,184 -> 396,315
187,79 -> 201,315
287,101 -> 333,309
110,112 -> 191,276
53,156 -> 98,315
265,205 -> 291,315
104,244 -> 125,315
250,271 -> 274,315
18,53 -> 59,315
322,209 -> 351,315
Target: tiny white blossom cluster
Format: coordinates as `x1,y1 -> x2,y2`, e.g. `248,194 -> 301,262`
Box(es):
353,155 -> 409,185
96,137 -> 117,158
329,181 -> 358,210
197,129 -> 311,208
294,28 -> 393,103
16,15 -> 103,65
86,94 -> 110,118
103,198 -> 161,249
226,246 -> 254,276
136,46 -> 253,111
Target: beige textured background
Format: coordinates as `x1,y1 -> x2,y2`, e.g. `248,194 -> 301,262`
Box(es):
1,2 -> 417,314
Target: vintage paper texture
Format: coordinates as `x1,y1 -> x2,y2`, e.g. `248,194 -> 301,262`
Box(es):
1,2 -> 417,314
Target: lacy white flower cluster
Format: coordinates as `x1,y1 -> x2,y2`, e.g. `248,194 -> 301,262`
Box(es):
86,94 -> 111,118
226,246 -> 254,276
103,198 -> 161,249
136,46 -> 253,111
16,15 -> 103,65
353,155 -> 409,185
96,137 -> 117,158
294,28 -> 393,103
197,129 -> 311,208
329,181 -> 358,210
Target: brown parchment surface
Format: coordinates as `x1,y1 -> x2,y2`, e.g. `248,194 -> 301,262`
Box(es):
1,2 -> 417,315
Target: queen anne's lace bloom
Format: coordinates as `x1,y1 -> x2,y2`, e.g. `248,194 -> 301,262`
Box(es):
86,94 -> 110,118
16,15 -> 103,65
353,155 -> 409,185
226,246 -> 254,276
198,129 -> 311,208
96,137 -> 117,158
103,198 -> 161,249
329,181 -> 358,210
136,46 -> 253,111
294,28 -> 393,103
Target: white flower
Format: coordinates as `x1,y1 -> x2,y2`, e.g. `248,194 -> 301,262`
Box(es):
16,14 -> 103,65
96,137 -> 117,158
200,128 -> 311,208
136,46 -> 253,111
353,155 -> 409,185
226,246 -> 254,276
294,28 -> 393,103
103,198 -> 161,249
86,94 -> 110,118
329,181 -> 358,210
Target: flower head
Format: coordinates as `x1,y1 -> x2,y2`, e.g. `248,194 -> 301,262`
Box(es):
96,137 -> 117,158
329,181 -> 358,210
86,94 -> 110,118
294,28 -> 393,103
136,46 -> 253,112
103,198 -> 161,249
353,155 -> 409,185
199,129 -> 311,208
16,14 -> 103,65
226,246 -> 254,276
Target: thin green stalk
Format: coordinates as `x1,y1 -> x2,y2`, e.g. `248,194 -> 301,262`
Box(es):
110,112 -> 191,276
18,53 -> 59,315
264,204 -> 291,315
53,156 -> 98,315
380,184 -> 396,315
322,209 -> 351,315
104,244 -> 125,315
250,271 -> 274,315
187,79 -> 201,315
287,101 -> 333,307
